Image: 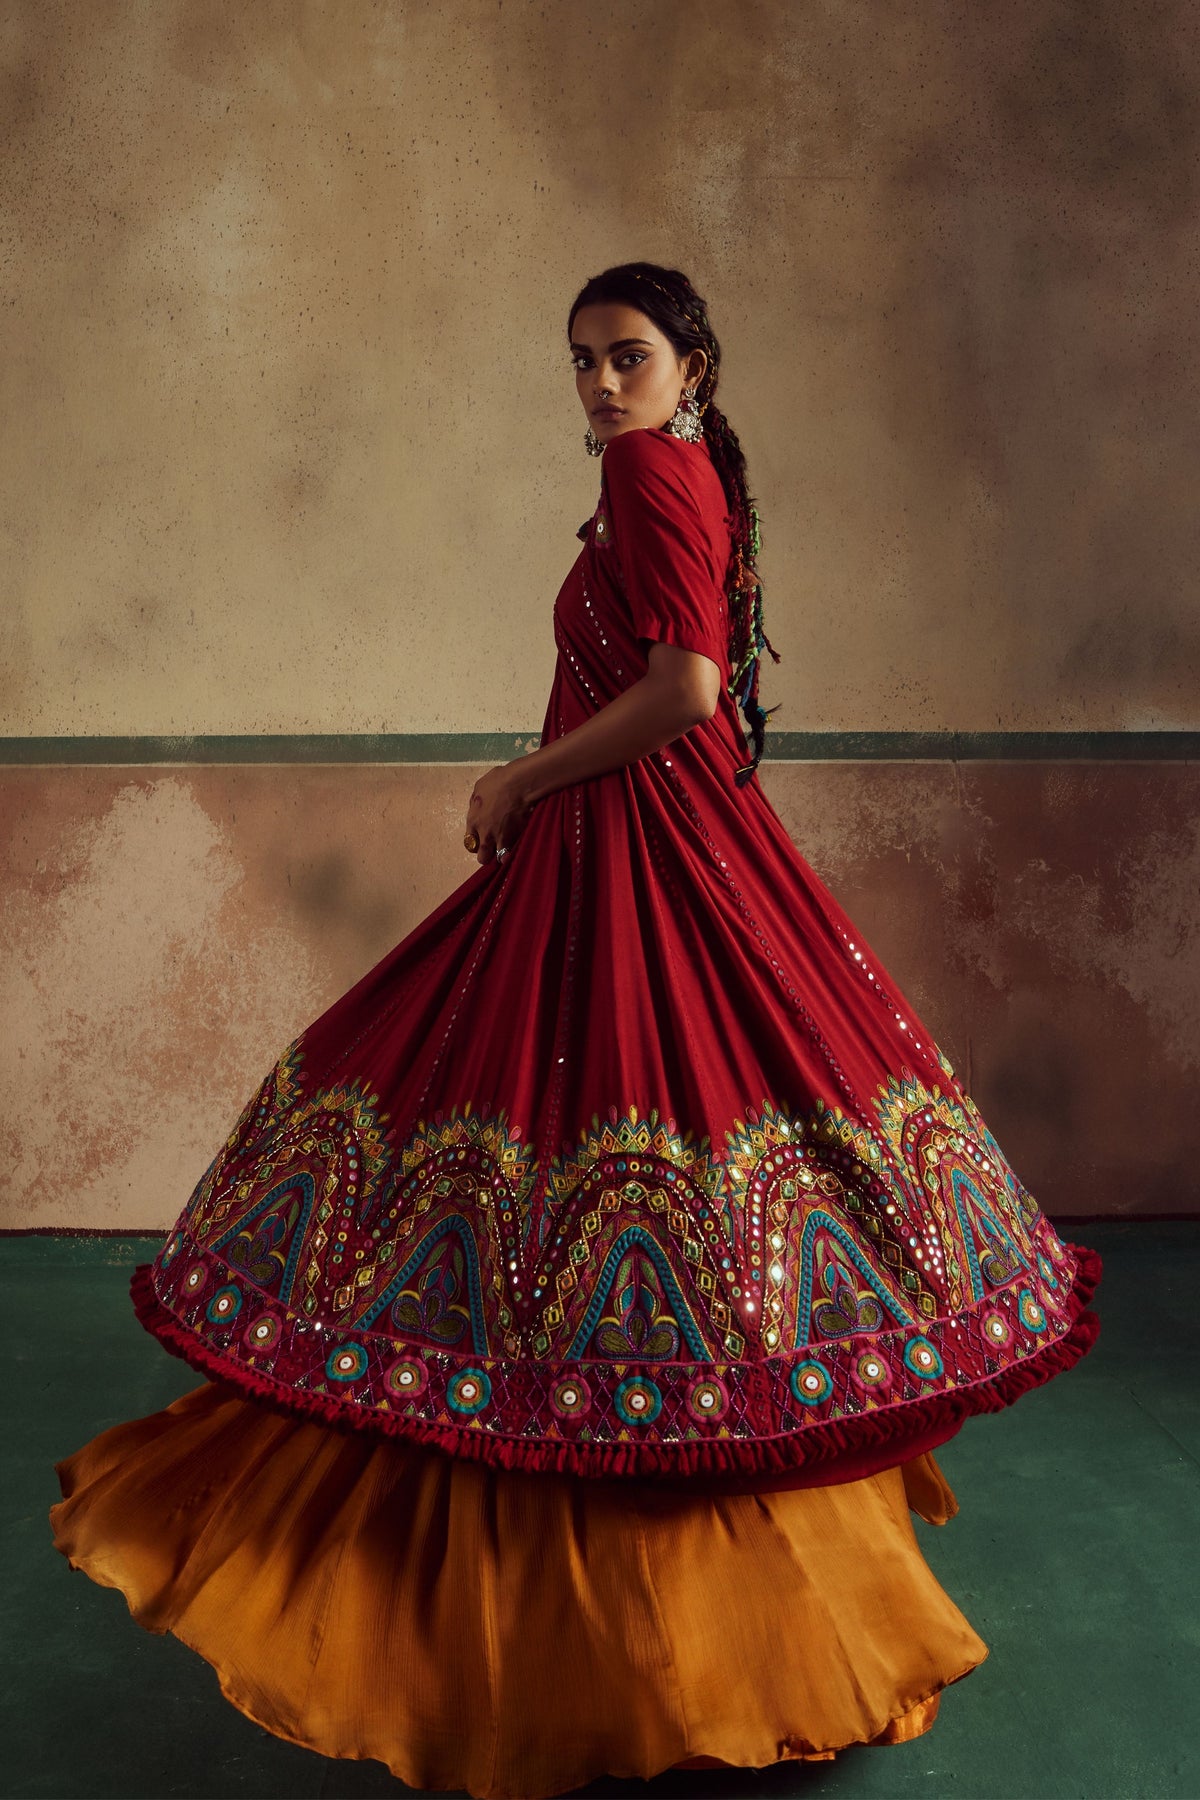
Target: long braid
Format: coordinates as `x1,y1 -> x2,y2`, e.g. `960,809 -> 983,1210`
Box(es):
699,400 -> 784,784
568,262 -> 783,784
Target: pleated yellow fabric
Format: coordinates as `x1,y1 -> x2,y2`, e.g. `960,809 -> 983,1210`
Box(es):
50,1381 -> 988,1800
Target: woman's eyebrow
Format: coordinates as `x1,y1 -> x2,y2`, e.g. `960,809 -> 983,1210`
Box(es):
569,337 -> 656,353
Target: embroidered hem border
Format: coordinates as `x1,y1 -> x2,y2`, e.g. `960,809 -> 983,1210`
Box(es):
129,1244 -> 1101,1482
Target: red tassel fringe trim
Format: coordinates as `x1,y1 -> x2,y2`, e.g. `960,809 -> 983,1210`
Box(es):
129,1244 -> 1102,1487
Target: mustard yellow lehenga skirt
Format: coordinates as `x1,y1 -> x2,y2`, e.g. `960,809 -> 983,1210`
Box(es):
50,1381 -> 988,1800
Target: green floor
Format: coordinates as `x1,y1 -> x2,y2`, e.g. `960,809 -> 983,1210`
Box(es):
4,1222 -> 1196,1800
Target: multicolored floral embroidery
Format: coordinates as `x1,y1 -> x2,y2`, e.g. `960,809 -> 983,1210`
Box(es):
850,1346 -> 893,1395
614,1375 -> 663,1425
384,1358 -> 428,1400
446,1368 -> 492,1415
243,1312 -> 281,1352
549,1375 -> 592,1419
326,1343 -> 368,1382
575,502 -> 613,547
205,1284 -> 242,1325
686,1376 -> 730,1422
790,1359 -> 835,1406
137,1038 -> 1098,1475
903,1336 -> 944,1381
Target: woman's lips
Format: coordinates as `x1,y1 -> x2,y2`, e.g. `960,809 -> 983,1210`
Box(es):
594,408 -> 624,419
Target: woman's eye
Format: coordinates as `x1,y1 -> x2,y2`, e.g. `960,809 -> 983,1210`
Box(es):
570,352 -> 646,371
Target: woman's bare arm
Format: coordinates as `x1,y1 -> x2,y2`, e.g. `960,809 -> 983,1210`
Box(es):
465,646 -> 722,863
514,644 -> 721,806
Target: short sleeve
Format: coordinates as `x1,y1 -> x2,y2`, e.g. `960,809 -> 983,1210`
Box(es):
600,428 -> 728,670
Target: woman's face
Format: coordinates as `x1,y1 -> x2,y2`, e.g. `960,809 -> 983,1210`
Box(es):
570,302 -> 707,446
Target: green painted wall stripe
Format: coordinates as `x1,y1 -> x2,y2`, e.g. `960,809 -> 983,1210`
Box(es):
0,732 -> 1196,765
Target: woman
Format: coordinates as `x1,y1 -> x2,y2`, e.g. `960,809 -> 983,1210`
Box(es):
51,261 -> 1101,1799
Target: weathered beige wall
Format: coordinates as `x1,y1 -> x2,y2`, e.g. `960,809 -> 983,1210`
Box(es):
3,1 -> 1198,1229
3,0 -> 1196,735
3,762 -> 1196,1229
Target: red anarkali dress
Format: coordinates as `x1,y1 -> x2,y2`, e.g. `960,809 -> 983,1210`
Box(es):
51,425 -> 1101,1800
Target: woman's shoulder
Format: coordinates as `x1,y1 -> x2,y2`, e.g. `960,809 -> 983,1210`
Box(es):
601,427 -> 725,516
602,424 -> 700,472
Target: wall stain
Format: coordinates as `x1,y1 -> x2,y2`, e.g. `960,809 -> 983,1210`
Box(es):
0,775 -> 326,1229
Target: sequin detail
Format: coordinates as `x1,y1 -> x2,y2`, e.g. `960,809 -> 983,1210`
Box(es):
144,1042 -> 1087,1456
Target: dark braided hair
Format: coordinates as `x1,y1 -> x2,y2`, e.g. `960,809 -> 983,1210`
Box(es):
567,260 -> 782,784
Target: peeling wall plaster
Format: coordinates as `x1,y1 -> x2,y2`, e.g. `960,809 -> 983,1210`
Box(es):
2,761 -> 1196,1227
0,777 -> 325,1229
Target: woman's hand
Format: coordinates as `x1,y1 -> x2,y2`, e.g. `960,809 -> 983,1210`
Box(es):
463,653 -> 715,865
464,762 -> 534,866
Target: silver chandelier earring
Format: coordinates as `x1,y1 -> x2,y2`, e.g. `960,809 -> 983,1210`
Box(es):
585,389 -> 610,456
665,385 -> 703,443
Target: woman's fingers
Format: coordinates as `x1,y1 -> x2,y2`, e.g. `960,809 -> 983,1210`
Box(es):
465,791 -> 487,861
466,777 -> 530,864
